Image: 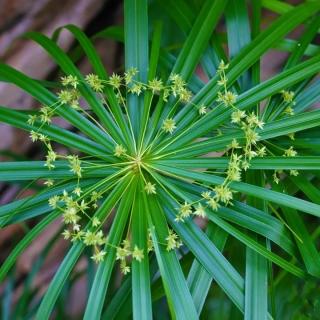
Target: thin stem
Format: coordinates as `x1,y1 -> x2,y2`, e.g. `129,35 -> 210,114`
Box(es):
78,107 -> 118,145
138,92 -> 154,155
116,88 -> 137,153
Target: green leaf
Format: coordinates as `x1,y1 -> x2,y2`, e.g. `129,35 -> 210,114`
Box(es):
147,196 -> 199,319
0,180 -> 101,227
294,79 -> 320,113
0,106 -> 111,161
124,0 -> 148,135
263,14 -> 320,121
83,179 -> 137,319
281,205 -> 320,278
138,21 -> 162,149
153,164 -> 320,218
102,257 -> 160,320
102,278 -> 131,320
290,175 -> 320,205
251,0 -> 261,85
275,39 -> 320,58
158,0 -> 194,33
225,0 -> 251,90
168,109 -> 320,158
285,16 -> 320,69
275,178 -> 320,277
0,64 -> 114,151
0,161 -> 116,181
245,246 -> 268,319
153,157 -> 320,171
131,180 -> 152,319
24,32 -> 125,146
171,0 -> 227,80
245,172 -> 268,320
160,0 -> 225,80
187,224 -> 228,314
56,24 -> 134,151
261,0 -> 292,14
94,26 -> 124,42
2,274 -> 14,320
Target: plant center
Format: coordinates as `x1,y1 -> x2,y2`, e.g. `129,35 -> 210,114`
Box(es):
132,154 -> 143,174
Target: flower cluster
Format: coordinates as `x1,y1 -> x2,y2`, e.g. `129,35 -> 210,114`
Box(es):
273,146 -> 299,184
26,63 -> 301,267
280,90 -> 296,116
116,239 -> 145,274
48,188 -> 107,262
231,110 -> 265,170
162,118 -> 176,134
169,73 -> 193,103
144,182 -> 156,194
174,184 -> 234,222
216,61 -> 237,107
28,69 -> 193,265
163,61 -> 259,221
269,90 -> 297,183
166,229 -> 182,251
48,187 -> 147,267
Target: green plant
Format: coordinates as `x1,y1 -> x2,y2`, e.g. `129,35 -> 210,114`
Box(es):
1,0 -> 320,319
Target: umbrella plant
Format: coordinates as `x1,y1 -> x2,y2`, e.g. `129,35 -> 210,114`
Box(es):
1,0 -> 320,318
